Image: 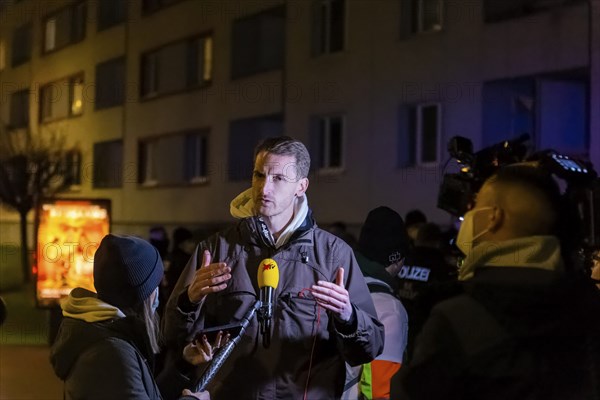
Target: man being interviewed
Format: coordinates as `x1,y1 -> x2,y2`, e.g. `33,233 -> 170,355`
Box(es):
164,136 -> 384,399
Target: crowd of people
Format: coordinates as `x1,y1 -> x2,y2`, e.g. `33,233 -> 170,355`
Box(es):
49,136 -> 600,400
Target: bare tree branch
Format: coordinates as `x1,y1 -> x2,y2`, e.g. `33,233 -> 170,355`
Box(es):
0,122 -> 79,283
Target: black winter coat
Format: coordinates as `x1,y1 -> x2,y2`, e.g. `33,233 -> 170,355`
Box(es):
51,316 -> 164,399
391,267 -> 600,400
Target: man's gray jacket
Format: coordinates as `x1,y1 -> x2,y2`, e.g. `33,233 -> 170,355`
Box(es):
163,213 -> 385,400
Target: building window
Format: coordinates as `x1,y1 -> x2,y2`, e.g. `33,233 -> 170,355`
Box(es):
398,103 -> 441,167
231,6 -> 285,79
310,115 -> 345,171
400,0 -> 443,38
93,140 -> 123,188
70,76 -> 84,116
63,150 -> 82,187
95,57 -> 125,109
228,114 -> 283,181
40,74 -> 85,123
97,0 -> 127,31
311,0 -> 345,56
43,2 -> 86,54
482,75 -> 588,157
141,34 -> 213,99
142,0 -> 185,14
484,0 -> 585,23
185,133 -> 208,183
9,89 -> 29,129
11,23 -> 31,67
138,131 -> 209,186
0,40 -> 6,70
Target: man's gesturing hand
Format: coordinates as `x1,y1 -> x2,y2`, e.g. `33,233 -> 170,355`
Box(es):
188,250 -> 231,304
311,268 -> 353,322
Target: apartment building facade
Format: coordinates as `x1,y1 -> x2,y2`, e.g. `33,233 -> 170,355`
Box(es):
0,0 -> 598,242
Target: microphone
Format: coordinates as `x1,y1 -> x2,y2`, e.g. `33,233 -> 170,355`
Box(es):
257,258 -> 279,348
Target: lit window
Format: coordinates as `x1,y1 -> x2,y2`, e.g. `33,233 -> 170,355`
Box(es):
40,75 -> 85,122
0,40 -> 5,70
45,18 -> 56,52
141,34 -> 213,98
141,141 -> 158,186
70,77 -> 84,115
202,37 -> 213,83
139,131 -> 209,186
43,2 -> 87,54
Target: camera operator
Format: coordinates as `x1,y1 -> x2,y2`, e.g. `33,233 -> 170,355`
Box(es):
391,164 -> 600,400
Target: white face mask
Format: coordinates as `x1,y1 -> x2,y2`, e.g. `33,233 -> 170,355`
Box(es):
151,287 -> 159,314
456,207 -> 493,255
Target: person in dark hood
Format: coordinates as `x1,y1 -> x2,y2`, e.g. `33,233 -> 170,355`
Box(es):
149,226 -> 170,260
50,234 -> 212,400
164,227 -> 195,303
345,206 -> 409,400
391,165 -> 600,400
404,209 -> 427,244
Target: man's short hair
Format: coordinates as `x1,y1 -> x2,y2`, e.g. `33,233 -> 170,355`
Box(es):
254,136 -> 311,179
488,165 -> 562,235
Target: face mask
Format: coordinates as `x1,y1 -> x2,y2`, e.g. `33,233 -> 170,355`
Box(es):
151,287 -> 159,314
456,207 -> 493,255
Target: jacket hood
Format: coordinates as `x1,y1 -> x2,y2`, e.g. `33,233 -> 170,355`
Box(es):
230,188 -> 310,248
60,287 -> 125,322
51,288 -> 152,380
230,188 -> 255,219
458,235 -> 563,281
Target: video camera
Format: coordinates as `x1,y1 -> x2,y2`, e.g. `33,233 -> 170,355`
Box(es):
437,134 -> 530,217
437,134 -> 600,269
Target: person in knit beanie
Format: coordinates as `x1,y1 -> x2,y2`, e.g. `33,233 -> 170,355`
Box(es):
346,206 -> 409,400
357,206 -> 411,288
50,234 -> 212,400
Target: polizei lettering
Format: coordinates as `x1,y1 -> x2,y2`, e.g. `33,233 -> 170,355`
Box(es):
398,265 -> 431,282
